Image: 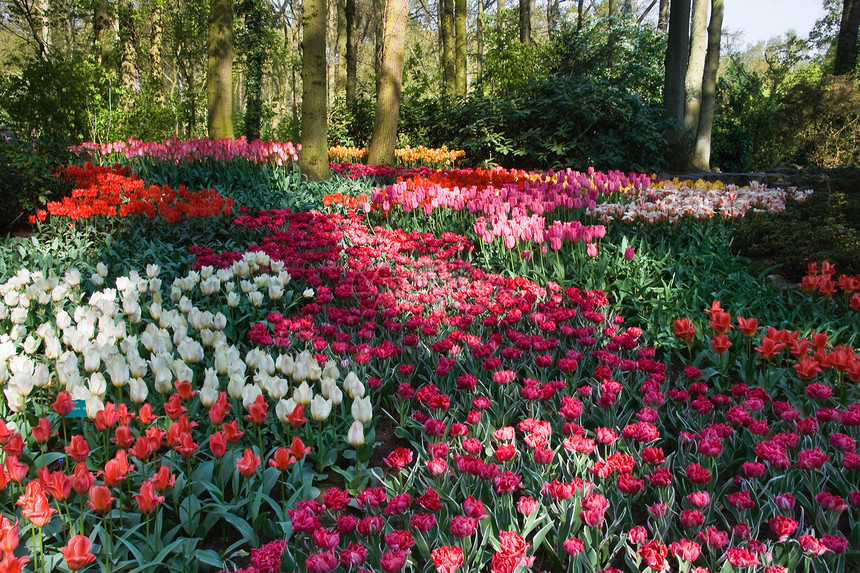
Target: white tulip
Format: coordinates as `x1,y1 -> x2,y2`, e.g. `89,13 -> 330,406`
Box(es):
351,396 -> 373,424
88,372 -> 107,397
10,307 -> 27,325
227,375 -> 246,400
177,338 -> 204,364
85,394 -> 104,419
32,363 -> 51,388
242,384 -> 262,409
4,388 -> 25,413
293,381 -> 313,405
129,377 -> 149,403
213,312 -> 227,331
82,346 -> 101,373
227,292 -> 240,307
106,355 -> 130,387
198,385 -> 219,407
64,268 -> 82,287
22,335 -> 39,354
146,264 -> 160,279
310,395 -> 332,421
347,421 -> 365,446
276,354 -> 295,376
322,360 -> 341,381
248,291 -> 263,307
268,284 -> 283,300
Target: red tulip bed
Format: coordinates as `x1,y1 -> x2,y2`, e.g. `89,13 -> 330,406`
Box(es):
1,140 -> 858,573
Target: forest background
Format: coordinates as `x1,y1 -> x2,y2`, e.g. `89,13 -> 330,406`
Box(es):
0,0 -> 859,181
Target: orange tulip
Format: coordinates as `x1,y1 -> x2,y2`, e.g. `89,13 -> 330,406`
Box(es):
62,534 -> 97,571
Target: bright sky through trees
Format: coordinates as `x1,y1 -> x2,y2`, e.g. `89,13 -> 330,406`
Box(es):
722,0 -> 828,46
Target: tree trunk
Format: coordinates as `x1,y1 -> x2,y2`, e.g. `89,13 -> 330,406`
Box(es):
519,0 -> 531,43
208,0 -> 235,138
93,0 -> 109,64
692,0 -> 723,170
441,0 -> 455,93
684,0 -> 708,137
367,0 -> 409,165
663,0 -> 691,170
608,0 -> 615,16
455,0 -> 467,94
577,0 -> 585,30
242,0 -> 267,140
345,0 -> 357,106
150,0 -> 165,97
336,0 -> 347,95
835,0 -> 860,75
476,0 -> 483,89
301,0 -> 331,179
547,0 -> 559,31
118,1 -> 138,92
657,0 -> 669,31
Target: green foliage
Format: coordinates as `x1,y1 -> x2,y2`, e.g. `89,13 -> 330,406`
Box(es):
400,75 -> 669,171
0,58 -> 121,144
481,8 -> 547,94
327,96 -> 375,147
0,137 -> 73,234
542,15 -> 667,105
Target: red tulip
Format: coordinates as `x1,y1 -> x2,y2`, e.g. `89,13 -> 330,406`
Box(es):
62,534 -> 97,570
0,516 -> 19,553
0,552 -> 29,573
245,395 -> 269,425
148,464 -> 176,493
209,431 -> 227,459
87,485 -> 115,513
286,403 -> 308,428
31,418 -> 51,444
17,482 -> 56,527
237,448 -> 261,478
269,447 -> 296,471
65,435 -> 90,463
51,391 -> 74,417
133,481 -> 164,514
4,457 -> 28,483
71,463 -> 96,495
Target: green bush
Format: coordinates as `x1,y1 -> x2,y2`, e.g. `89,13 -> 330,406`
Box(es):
0,137 -> 73,234
399,75 -> 669,172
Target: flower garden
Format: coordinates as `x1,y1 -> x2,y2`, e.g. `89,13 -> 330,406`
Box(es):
1,137 -> 859,573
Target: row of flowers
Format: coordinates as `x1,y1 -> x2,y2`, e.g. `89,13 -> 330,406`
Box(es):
68,137 -> 300,167
28,163 -> 233,224
327,146 -> 466,167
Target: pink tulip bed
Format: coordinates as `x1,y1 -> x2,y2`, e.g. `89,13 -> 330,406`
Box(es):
1,139 -> 858,573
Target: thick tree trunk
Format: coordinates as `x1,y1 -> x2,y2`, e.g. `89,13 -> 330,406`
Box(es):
684,0 -> 708,137
301,0 -> 331,179
345,0 -> 357,106
657,0 -> 669,32
441,0 -> 455,93
692,0 -> 723,170
663,0 -> 691,170
367,0 -> 408,165
519,0 -> 531,43
150,0 -> 165,97
208,0 -> 235,139
118,1 -> 138,92
455,0 -> 467,94
835,0 -> 860,75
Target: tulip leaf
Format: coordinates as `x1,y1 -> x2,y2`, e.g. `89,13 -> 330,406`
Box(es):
195,549 -> 222,568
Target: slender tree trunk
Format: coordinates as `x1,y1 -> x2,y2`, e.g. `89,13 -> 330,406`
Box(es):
476,0 -> 484,89
519,0 -> 531,43
498,0 -> 504,11
657,0 -> 669,31
118,1 -> 138,92
242,0 -> 267,140
608,0 -> 615,16
441,0 -> 455,92
301,0 -> 331,179
345,0 -> 357,106
208,0 -> 234,138
336,0 -> 347,95
835,0 -> 860,75
663,0 -> 691,170
684,0 -> 708,137
547,0 -> 559,31
93,0 -> 109,64
455,0 -> 467,94
692,0 -> 723,170
577,0 -> 585,30
151,0 -> 165,98
367,0 -> 409,165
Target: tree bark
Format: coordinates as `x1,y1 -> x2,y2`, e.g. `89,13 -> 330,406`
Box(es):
455,0 -> 467,94
301,0 -> 331,179
150,0 -> 165,97
118,1 -> 138,92
519,0 -> 531,43
345,0 -> 357,106
684,0 -> 708,137
663,0 -> 691,170
577,0 -> 585,30
608,0 -> 615,16
93,0 -> 109,64
657,0 -> 669,32
692,0 -> 723,170
367,0 -> 409,165
208,0 -> 235,138
547,0 -> 559,31
835,0 -> 860,75
336,0 -> 347,95
241,0 -> 267,139
441,0 -> 455,92
476,0 -> 483,89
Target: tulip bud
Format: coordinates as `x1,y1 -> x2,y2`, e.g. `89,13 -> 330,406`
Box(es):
348,421 -> 365,446
351,396 -> 373,424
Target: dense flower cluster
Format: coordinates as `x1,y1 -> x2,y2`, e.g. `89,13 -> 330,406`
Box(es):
327,145 -> 466,167
801,261 -> 860,310
328,162 -> 440,180
68,137 -> 300,166
328,145 -> 368,162
36,163 -> 233,223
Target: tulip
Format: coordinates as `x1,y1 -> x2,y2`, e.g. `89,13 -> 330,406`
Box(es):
87,485 -> 115,513
311,395 -> 332,422
348,421 -> 365,446
237,448 -> 261,477
133,481 -> 164,514
351,396 -> 373,424
0,516 -> 19,553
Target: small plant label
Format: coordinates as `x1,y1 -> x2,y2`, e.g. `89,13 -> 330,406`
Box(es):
67,400 -> 88,418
